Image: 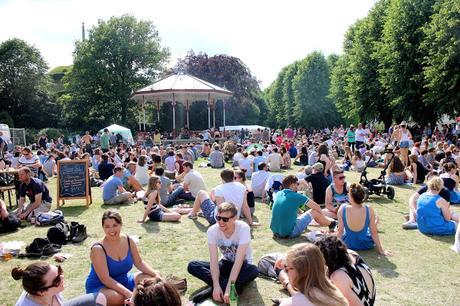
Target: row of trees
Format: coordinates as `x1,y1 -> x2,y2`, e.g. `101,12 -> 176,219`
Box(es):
0,15 -> 265,131
264,52 -> 342,129
329,0 -> 459,129
265,0 -> 459,130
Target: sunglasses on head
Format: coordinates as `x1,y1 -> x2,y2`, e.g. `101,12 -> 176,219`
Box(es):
216,215 -> 234,223
39,265 -> 63,291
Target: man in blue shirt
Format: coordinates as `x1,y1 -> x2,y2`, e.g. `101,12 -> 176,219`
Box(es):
270,175 -> 336,238
103,166 -> 135,205
253,150 -> 266,173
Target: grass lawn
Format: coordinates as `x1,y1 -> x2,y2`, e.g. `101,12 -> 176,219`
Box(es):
1,161 -> 459,306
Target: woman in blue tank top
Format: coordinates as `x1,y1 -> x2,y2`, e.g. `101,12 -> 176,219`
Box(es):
416,177 -> 458,236
85,210 -> 158,305
337,183 -> 390,256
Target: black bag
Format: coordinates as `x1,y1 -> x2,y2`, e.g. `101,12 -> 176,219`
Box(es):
25,238 -> 61,257
47,222 -> 70,245
0,214 -> 21,233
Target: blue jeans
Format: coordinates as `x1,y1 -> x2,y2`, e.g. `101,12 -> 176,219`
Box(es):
289,212 -> 312,238
165,186 -> 195,207
187,259 -> 259,294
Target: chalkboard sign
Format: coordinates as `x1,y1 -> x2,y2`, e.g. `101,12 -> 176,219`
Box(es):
57,160 -> 92,208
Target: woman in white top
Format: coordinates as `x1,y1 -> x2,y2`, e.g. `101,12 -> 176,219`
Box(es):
135,155 -> 150,185
278,243 -> 348,306
12,262 -> 106,306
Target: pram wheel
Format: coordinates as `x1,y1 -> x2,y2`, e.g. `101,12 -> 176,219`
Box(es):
386,186 -> 395,200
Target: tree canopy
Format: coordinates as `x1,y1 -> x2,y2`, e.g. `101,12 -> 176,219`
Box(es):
63,14 -> 170,130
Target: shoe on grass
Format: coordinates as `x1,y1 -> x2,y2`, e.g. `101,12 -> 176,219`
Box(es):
401,221 -> 418,230
187,212 -> 197,220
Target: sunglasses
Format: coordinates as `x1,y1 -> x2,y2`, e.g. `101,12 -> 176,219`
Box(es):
39,265 -> 63,291
337,176 -> 346,180
216,215 -> 234,223
284,263 -> 294,272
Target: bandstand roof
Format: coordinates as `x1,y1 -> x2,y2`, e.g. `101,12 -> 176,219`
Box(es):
131,72 -> 233,103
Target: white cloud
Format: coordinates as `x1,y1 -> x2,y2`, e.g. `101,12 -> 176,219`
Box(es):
0,0 -> 376,88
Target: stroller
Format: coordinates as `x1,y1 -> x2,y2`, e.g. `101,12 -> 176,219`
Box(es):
359,149 -> 396,200
266,174 -> 285,208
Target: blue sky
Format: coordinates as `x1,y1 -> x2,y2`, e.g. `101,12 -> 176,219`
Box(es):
0,0 -> 377,88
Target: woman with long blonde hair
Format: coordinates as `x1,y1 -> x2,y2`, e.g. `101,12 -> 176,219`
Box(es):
138,176 -> 182,223
279,243 -> 348,306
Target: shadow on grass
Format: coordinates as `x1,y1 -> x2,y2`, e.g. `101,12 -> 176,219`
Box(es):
361,250 -> 399,278
59,205 -> 89,217
425,233 -> 455,245
141,221 -> 160,233
192,219 -> 210,233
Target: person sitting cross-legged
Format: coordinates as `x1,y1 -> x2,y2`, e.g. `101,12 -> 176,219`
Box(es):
187,169 -> 257,226
187,202 -> 259,304
270,175 -> 337,239
102,166 -> 135,205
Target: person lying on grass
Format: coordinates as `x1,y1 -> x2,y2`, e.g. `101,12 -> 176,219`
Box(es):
138,176 -> 192,223
86,210 -> 159,306
336,183 -> 391,256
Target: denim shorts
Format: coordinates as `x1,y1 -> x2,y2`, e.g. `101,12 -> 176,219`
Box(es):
399,141 -> 410,148
201,198 -> 217,225
148,208 -> 164,221
289,212 -> 313,238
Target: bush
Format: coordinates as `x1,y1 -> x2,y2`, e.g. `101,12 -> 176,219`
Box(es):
38,128 -> 64,141
0,111 -> 14,127
25,129 -> 39,145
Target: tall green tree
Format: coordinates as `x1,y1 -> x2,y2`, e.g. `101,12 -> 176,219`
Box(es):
282,62 -> 299,126
377,0 -> 435,125
65,15 -> 169,130
292,51 -> 339,128
0,38 -> 49,127
421,0 -> 460,116
265,68 -> 287,128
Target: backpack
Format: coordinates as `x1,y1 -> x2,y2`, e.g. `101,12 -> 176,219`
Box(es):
47,221 -> 87,245
36,210 -> 64,226
47,222 -> 70,245
257,253 -> 285,280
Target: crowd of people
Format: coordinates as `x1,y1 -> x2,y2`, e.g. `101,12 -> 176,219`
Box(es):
1,121 -> 460,305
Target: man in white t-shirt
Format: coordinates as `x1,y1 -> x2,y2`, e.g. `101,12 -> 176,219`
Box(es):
266,147 -> 282,172
232,147 -> 244,167
188,202 -> 259,304
187,169 -> 255,226
170,161 -> 206,201
251,162 -> 270,201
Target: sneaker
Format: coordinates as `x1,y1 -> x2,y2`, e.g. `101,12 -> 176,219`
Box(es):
197,212 -> 204,218
192,286 -> 212,304
187,213 -> 197,220
401,221 -> 418,230
328,220 -> 338,231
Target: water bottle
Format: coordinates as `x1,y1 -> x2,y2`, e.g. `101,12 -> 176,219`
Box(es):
229,281 -> 238,306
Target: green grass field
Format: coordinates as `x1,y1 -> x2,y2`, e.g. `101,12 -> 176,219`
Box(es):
1,162 -> 459,306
